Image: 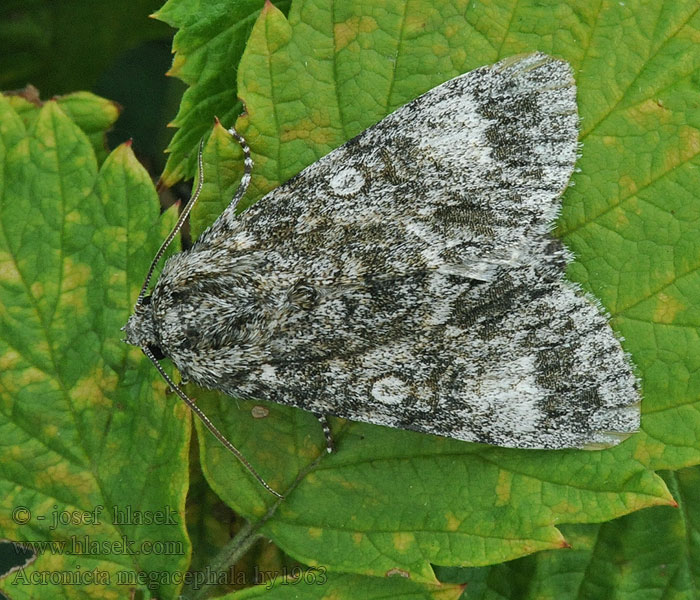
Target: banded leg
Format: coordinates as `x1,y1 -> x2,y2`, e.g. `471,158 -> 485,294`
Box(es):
314,414 -> 334,453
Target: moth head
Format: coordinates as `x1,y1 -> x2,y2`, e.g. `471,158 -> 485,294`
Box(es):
122,296 -> 165,359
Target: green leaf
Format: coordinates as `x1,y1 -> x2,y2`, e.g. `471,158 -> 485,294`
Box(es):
231,571 -> 466,599
182,0 -> 699,585
437,466 -> 700,599
53,92 -> 123,164
0,94 -> 187,598
198,394 -> 671,583
5,89 -> 120,164
154,0 -> 292,185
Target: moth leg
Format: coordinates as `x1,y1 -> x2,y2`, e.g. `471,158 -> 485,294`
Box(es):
216,126 -> 253,228
314,413 -> 334,454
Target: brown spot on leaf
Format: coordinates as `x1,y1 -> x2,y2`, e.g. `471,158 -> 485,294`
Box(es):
251,405 -> 269,419
385,567 -> 410,578
334,16 -> 378,52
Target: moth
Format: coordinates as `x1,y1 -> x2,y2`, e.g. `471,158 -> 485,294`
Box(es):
124,53 -> 640,496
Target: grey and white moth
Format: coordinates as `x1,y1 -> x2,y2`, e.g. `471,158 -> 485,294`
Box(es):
124,53 -> 640,493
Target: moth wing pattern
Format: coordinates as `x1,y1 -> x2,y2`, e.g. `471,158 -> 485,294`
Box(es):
154,52 -> 640,449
